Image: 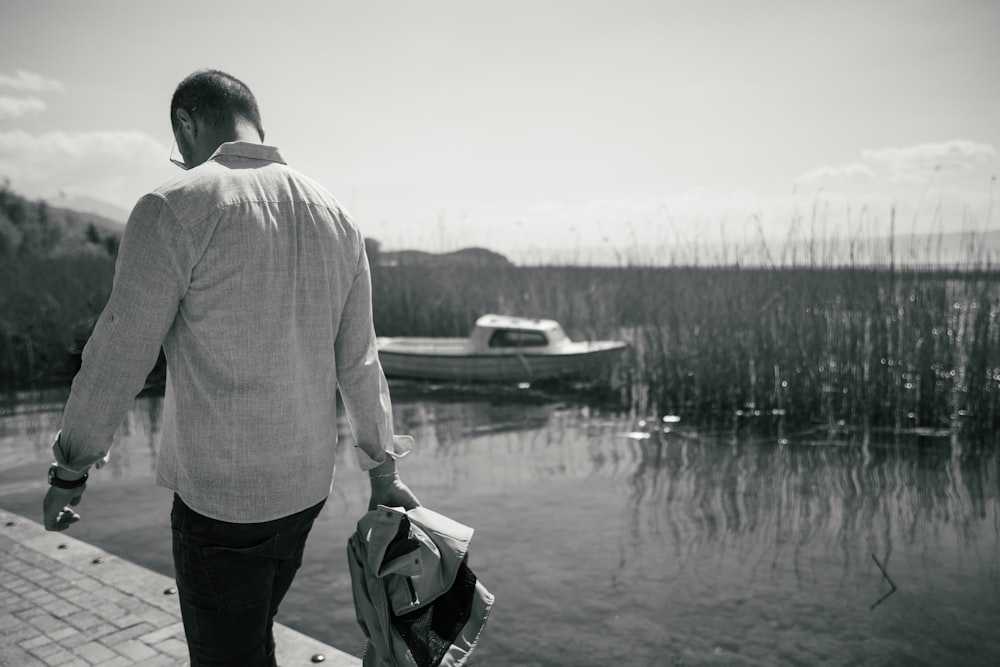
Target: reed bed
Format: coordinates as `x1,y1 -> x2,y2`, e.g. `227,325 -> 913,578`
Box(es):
371,262 -> 1000,441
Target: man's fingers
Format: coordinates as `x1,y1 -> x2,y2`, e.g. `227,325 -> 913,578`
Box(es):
44,506 -> 80,531
58,507 -> 81,528
43,487 -> 85,531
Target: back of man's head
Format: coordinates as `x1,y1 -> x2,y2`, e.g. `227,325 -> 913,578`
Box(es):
171,69 -> 264,141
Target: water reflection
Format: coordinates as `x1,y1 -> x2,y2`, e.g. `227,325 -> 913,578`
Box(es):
4,387 -> 997,580
612,425 -> 999,579
2,387 -> 998,665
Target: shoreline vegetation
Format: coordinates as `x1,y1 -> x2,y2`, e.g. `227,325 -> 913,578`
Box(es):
2,184 -> 998,442
371,263 -> 999,443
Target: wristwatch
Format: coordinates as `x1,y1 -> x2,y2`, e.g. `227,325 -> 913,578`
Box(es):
48,464 -> 88,490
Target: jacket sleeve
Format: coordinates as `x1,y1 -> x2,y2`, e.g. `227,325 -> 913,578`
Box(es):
348,530 -> 394,666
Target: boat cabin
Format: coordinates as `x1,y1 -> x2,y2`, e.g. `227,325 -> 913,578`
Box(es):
468,315 -> 569,353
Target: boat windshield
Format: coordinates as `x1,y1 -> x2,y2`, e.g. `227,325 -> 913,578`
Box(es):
488,329 -> 549,348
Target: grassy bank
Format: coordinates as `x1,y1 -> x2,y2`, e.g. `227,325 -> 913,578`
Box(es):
371,263 -> 1000,439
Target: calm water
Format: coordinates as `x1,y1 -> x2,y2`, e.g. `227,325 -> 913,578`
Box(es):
2,386 -> 999,666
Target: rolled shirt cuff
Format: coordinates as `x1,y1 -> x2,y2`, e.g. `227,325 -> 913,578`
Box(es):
355,434 -> 413,471
51,430 -> 110,475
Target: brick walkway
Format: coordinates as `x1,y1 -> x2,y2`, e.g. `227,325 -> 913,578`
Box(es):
0,507 -> 360,666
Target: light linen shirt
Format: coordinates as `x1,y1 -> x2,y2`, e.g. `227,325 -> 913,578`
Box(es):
54,142 -> 407,522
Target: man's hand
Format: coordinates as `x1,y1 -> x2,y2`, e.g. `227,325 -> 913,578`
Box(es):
368,474 -> 421,512
43,485 -> 85,532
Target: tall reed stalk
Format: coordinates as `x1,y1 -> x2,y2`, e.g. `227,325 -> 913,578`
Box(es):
371,261 -> 1000,441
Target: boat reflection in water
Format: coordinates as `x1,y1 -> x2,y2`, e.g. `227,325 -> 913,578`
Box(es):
1,387 -> 998,666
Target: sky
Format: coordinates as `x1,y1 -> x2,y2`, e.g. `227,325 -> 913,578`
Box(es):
1,0 -> 998,264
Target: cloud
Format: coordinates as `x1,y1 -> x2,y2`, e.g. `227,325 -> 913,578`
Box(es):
0,129 -> 172,208
861,140 -> 996,179
0,69 -> 65,92
795,140 -> 997,194
0,129 -> 166,161
797,163 -> 876,184
0,96 -> 46,120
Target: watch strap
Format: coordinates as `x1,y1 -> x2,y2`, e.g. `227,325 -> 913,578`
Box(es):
48,464 -> 88,489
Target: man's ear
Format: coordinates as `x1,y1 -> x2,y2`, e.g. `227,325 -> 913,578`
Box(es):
175,108 -> 197,138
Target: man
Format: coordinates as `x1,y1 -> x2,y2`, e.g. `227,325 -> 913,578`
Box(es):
42,69 -> 420,666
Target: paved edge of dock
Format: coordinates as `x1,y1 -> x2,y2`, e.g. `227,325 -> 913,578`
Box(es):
0,506 -> 361,666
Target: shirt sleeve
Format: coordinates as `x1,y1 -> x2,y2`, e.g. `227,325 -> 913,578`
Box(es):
54,193 -> 191,473
334,237 -> 411,471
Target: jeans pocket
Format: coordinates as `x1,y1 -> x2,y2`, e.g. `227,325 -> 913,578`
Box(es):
197,534 -> 280,611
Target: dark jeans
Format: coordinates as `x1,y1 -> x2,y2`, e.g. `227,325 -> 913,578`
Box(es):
170,493 -> 326,667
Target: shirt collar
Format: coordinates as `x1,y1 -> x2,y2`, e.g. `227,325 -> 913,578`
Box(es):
207,141 -> 286,165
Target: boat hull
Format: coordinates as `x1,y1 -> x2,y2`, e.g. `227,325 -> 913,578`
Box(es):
376,339 -> 626,383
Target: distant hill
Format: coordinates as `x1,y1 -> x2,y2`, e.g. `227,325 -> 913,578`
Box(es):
46,204 -> 124,239
376,246 -> 513,268
0,186 -> 122,258
46,194 -> 129,227
566,229 -> 1000,268
763,230 -> 1000,268
885,229 -> 1000,266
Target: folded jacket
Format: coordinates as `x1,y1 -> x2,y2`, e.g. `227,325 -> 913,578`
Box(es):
348,504 -> 495,666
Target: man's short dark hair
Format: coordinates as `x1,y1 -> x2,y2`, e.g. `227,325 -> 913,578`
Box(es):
171,69 -> 265,141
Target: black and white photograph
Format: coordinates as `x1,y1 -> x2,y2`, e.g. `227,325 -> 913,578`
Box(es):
1,2 -> 998,665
